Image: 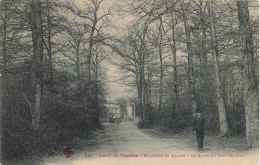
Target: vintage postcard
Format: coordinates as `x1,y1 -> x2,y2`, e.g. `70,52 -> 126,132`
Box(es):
0,0 -> 259,164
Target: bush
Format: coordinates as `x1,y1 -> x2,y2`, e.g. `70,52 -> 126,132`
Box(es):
137,103 -> 192,132
226,103 -> 246,137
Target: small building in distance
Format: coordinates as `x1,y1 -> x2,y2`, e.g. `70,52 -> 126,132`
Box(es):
104,102 -> 121,118
125,103 -> 135,121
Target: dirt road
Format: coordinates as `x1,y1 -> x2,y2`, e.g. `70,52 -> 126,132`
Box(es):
43,121 -> 258,165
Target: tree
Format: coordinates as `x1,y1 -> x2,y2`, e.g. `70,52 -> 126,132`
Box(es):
237,0 -> 259,148
29,0 -> 44,130
45,0 -> 53,83
61,22 -> 88,85
161,8 -> 179,111
157,14 -> 164,112
181,0 -> 197,113
197,0 -> 208,109
113,23 -> 148,121
207,0 -> 229,136
92,44 -> 106,109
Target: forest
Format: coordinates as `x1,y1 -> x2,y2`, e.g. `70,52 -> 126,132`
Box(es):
0,0 -> 258,161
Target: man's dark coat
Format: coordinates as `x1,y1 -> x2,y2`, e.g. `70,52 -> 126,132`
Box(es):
193,113 -> 206,151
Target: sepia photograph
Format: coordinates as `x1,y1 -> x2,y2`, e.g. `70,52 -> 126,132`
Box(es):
0,0 -> 259,164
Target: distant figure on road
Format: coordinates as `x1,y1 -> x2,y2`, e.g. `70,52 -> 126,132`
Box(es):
193,110 -> 206,151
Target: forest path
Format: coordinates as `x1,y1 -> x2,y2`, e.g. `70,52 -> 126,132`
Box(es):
43,121 -> 258,165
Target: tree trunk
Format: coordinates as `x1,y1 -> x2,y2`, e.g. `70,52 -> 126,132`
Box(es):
138,54 -> 145,121
237,0 -> 259,148
148,70 -> 152,108
87,6 -> 98,84
30,0 -> 44,130
139,22 -> 149,121
137,82 -> 144,120
199,0 -> 208,108
162,11 -> 179,111
87,25 -> 95,82
46,0 -> 53,83
75,48 -> 81,81
2,11 -> 7,70
86,16 -> 97,107
158,16 -> 163,111
93,45 -> 99,109
181,1 -> 197,113
207,0 -> 229,136
171,13 -> 179,111
0,70 -> 2,163
0,6 -> 8,161
0,31 -> 3,164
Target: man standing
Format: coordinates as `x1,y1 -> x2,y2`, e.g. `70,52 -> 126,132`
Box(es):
193,110 -> 206,151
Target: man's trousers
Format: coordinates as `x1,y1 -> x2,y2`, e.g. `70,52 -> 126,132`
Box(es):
196,131 -> 205,151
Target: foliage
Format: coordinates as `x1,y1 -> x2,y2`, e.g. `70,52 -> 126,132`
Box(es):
0,0 -> 108,160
